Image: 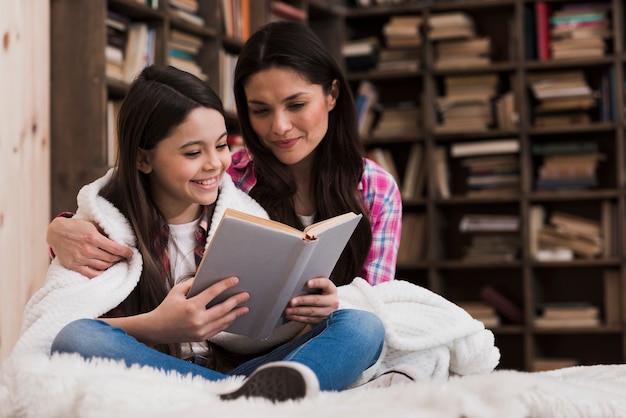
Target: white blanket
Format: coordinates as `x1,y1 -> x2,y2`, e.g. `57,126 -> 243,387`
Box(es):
1,352 -> 625,418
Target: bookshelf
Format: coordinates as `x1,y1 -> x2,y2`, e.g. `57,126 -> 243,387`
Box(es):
50,0 -> 626,371
308,0 -> 626,372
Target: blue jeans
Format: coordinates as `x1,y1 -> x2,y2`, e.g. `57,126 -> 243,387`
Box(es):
51,309 -> 384,391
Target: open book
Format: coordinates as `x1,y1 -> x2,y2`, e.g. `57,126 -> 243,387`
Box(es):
187,208 -> 363,339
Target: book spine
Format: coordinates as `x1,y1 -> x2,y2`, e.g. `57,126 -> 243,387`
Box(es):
535,2 -> 551,61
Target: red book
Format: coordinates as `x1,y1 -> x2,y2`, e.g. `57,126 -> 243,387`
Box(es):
535,1 -> 551,61
480,285 -> 524,324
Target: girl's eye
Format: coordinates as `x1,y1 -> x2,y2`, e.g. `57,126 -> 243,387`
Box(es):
185,150 -> 201,157
216,143 -> 229,150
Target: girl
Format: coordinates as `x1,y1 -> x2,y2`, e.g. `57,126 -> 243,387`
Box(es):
21,65 -> 385,402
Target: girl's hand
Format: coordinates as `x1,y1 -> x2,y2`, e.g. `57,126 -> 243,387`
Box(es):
284,277 -> 339,324
128,276 -> 250,345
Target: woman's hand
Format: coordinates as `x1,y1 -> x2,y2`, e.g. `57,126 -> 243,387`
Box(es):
47,216 -> 134,278
125,277 -> 250,345
284,277 -> 339,324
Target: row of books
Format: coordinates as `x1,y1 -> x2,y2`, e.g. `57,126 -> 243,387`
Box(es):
459,275 -> 622,330
534,1 -> 611,61
429,137 -> 611,198
106,12 -> 156,83
532,140 -> 602,192
167,29 -> 208,81
106,8 -> 209,84
434,138 -> 520,199
528,70 -> 598,128
220,0 -> 249,40
355,81 -> 421,141
367,142 -> 425,202
529,203 -> 617,261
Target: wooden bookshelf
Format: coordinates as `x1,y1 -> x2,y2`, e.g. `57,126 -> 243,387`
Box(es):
303,0 -> 626,371
51,0 -> 626,371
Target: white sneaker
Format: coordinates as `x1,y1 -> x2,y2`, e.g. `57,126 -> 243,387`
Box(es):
220,361 -> 320,402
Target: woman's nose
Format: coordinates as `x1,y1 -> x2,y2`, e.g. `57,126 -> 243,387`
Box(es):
272,111 -> 292,135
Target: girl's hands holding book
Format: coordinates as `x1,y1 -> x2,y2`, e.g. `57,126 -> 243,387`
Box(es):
107,277 -> 250,345
284,277 -> 339,325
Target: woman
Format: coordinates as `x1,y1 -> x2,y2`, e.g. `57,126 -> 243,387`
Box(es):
46,22 -> 402,285
19,64 -> 385,402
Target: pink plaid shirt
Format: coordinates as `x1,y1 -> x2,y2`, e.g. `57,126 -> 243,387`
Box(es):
228,148 -> 402,285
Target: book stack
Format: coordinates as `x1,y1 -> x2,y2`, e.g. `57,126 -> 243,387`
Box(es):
537,211 -> 602,259
462,233 -> 521,263
370,102 -> 421,139
167,29 -> 207,81
105,11 -> 129,81
169,0 -> 204,26
427,12 -> 475,41
220,0 -> 252,40
550,3 -> 611,60
342,37 -> 380,73
376,48 -> 421,73
532,141 -> 602,191
428,12 -> 491,69
534,302 -> 601,328
459,214 -> 520,232
378,15 -> 422,73
435,74 -> 499,133
450,138 -> 520,198
397,212 -> 426,264
459,214 -> 520,262
528,70 -> 596,127
457,301 -> 500,328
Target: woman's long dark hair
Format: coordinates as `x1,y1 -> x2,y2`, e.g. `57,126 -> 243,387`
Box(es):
100,65 -> 225,356
233,21 -> 372,286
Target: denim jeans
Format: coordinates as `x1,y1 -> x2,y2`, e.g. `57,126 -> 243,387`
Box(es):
51,308 -> 385,391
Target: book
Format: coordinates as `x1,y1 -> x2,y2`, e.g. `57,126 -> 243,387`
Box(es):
603,269 -> 622,325
480,285 -> 524,324
451,139 -> 520,158
187,209 -> 363,339
535,1 -> 551,61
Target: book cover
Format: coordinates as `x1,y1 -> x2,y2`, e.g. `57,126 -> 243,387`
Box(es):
187,209 -> 363,339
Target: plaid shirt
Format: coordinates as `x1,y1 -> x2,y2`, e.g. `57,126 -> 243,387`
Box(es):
154,206 -> 209,284
228,148 -> 402,285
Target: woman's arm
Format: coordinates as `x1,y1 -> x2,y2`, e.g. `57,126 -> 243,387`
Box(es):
47,215 -> 134,278
361,160 -> 403,285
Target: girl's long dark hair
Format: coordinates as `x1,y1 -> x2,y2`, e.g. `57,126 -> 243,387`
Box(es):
100,65 -> 225,356
233,21 -> 372,286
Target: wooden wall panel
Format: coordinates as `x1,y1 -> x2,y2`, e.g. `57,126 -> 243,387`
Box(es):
0,1 -> 50,364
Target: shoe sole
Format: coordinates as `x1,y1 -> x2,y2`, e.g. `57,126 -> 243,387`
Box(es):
220,362 -> 318,402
